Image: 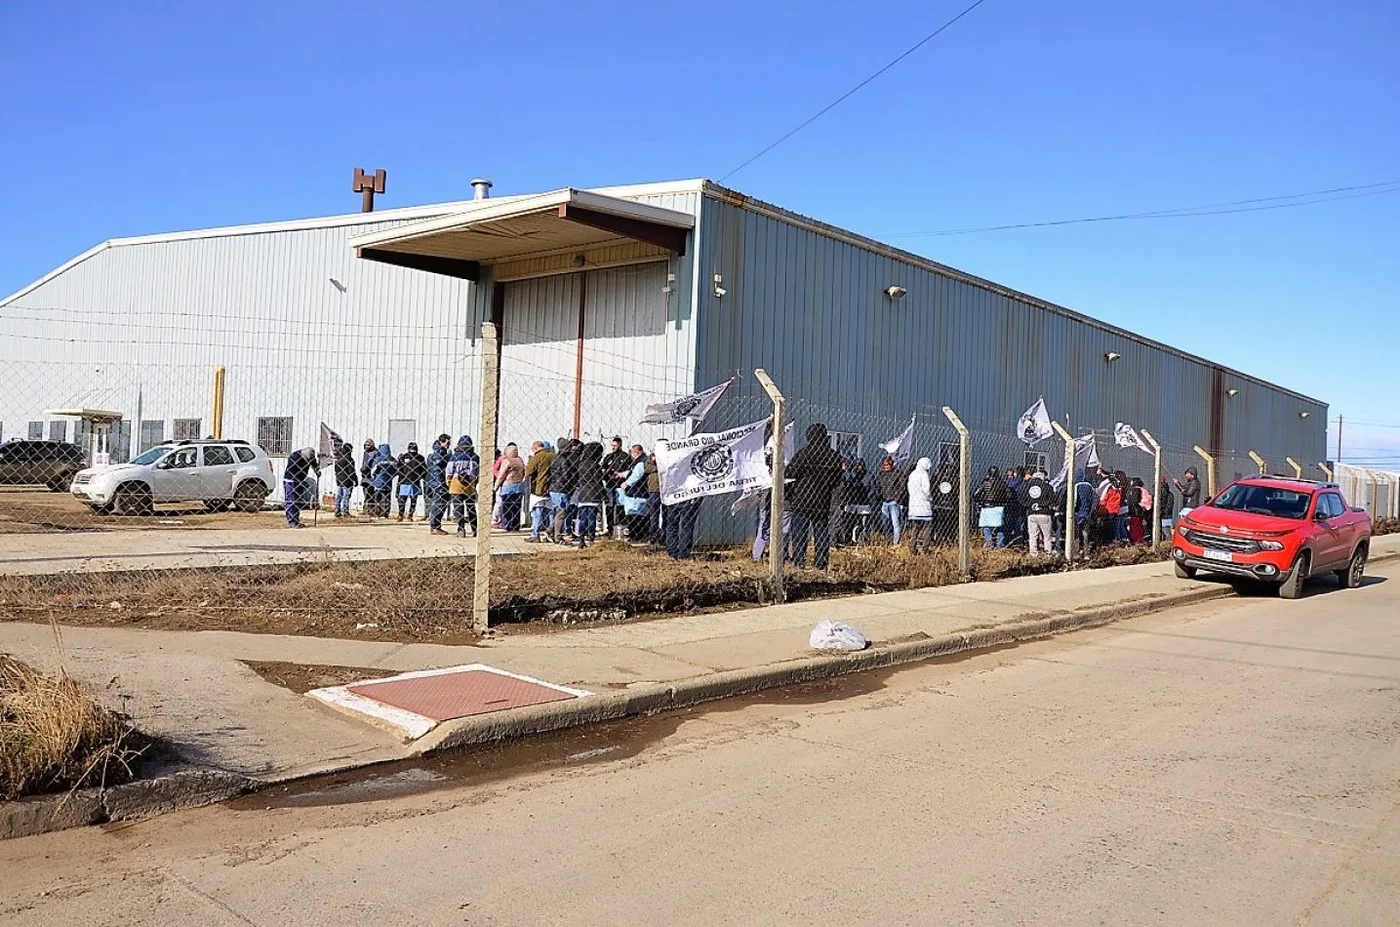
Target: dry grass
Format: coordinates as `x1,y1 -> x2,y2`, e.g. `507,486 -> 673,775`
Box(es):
0,654 -> 154,800
0,540 -> 1174,644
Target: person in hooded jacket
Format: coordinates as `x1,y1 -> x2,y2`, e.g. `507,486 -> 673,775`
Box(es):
1175,466 -> 1202,513
395,442 -> 427,522
1073,471 -> 1096,552
973,466 -> 1013,548
1157,477 -> 1176,536
524,441 -> 556,543
874,456 -> 908,545
445,436 -> 479,537
786,423 -> 844,570
282,447 -> 320,528
1019,468 -> 1057,556
905,457 -> 935,553
1004,466 -> 1027,548
549,440 -> 582,543
333,441 -> 357,517
836,457 -> 876,546
360,438 -> 378,513
931,459 -> 960,545
369,444 -> 396,518
570,441 -> 606,548
424,434 -> 452,535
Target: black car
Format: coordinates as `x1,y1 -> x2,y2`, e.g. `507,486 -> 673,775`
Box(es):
0,440 -> 87,492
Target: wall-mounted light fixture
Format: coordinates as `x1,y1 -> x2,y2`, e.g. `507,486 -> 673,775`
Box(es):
328,278 -> 347,294
1104,352 -> 1122,362
884,285 -> 907,300
1299,411 -> 1311,419
1226,388 -> 1239,397
662,272 -> 676,296
712,273 -> 727,299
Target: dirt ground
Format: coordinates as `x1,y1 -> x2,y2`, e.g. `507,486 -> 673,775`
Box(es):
0,487 -> 290,533
0,541 -> 1172,644
242,661 -> 386,695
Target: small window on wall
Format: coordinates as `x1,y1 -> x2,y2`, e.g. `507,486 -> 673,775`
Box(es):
828,431 -> 861,461
173,418 -> 202,441
28,421 -> 43,440
48,421 -> 67,443
257,417 -> 293,457
1024,451 -> 1048,473
139,420 -> 165,453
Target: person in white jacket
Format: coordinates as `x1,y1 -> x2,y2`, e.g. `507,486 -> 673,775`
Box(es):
906,457 -> 935,553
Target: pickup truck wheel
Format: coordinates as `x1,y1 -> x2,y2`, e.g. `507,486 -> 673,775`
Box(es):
1279,551 -> 1310,600
113,484 -> 154,517
1173,561 -> 1196,579
233,480 -> 268,513
1338,544 -> 1368,590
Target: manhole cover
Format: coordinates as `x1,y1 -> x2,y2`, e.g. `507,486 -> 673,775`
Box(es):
310,665 -> 590,740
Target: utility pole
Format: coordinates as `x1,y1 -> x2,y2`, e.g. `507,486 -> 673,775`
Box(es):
1336,415 -> 1343,462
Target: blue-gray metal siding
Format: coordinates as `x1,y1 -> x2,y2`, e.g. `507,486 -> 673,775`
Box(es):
693,193 -> 1328,490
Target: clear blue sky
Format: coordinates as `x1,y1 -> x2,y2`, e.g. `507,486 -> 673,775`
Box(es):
2,0 -> 1397,462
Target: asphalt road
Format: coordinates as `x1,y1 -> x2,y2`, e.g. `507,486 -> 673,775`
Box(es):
4,563 -> 1398,926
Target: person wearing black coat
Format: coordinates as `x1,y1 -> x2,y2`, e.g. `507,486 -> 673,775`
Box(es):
786,423 -> 845,570
333,442 -> 357,517
1018,469 -> 1057,555
395,443 -> 427,521
548,440 -> 582,543
571,441 -> 606,548
931,460 -> 960,544
973,467 -> 1013,548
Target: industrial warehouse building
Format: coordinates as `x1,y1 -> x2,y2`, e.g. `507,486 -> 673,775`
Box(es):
0,178 -> 1330,513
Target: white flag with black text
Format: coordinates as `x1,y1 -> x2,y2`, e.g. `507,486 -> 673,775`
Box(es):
656,417 -> 772,506
1017,397 -> 1054,446
1051,434 -> 1102,490
640,379 -> 732,425
1114,422 -> 1153,454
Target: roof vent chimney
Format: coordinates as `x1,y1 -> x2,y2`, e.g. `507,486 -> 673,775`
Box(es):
471,178 -> 493,200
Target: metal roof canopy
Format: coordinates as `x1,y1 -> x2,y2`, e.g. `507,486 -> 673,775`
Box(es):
348,188 -> 694,282
44,408 -> 124,425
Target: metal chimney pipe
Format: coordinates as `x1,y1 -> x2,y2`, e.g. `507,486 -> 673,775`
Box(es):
471,178 -> 493,200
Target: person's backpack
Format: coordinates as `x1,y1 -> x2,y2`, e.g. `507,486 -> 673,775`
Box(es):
1099,485 -> 1122,517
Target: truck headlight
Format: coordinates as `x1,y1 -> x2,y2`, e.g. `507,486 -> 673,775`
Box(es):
1258,540 -> 1284,551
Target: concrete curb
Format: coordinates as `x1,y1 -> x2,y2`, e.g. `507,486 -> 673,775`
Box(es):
416,545 -> 1400,755
413,584 -> 1238,755
0,768 -> 253,841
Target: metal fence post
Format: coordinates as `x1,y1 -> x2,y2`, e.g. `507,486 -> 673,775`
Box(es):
472,321 -> 499,634
1249,450 -> 1267,474
942,406 -> 971,576
755,368 -> 786,604
1285,456 -> 1302,479
1051,422 -> 1076,561
1318,462 -> 1333,481
1193,445 -> 1217,498
1140,429 -> 1163,548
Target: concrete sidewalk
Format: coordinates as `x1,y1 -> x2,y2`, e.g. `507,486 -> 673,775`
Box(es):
0,521 -> 541,575
3,535 -> 1397,786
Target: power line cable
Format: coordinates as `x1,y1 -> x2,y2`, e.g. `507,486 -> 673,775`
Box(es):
719,0 -> 993,181
882,180 -> 1400,238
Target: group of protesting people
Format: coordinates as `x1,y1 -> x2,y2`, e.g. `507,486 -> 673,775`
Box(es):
286,432 -> 708,559
281,413 -> 1208,574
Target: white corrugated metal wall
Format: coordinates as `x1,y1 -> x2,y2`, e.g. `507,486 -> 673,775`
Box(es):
0,211 -> 488,502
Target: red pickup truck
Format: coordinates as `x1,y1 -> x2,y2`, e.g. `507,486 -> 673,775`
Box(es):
1171,476 -> 1370,599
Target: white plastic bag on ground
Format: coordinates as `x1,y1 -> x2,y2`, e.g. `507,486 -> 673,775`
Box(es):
809,620 -> 868,652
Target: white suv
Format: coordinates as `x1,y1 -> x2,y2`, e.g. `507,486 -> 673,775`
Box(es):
72,440 -> 275,516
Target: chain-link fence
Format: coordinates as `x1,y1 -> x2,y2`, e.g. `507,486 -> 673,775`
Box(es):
0,306 -> 1383,634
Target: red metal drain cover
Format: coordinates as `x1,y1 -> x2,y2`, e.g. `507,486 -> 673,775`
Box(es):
347,666 -> 580,722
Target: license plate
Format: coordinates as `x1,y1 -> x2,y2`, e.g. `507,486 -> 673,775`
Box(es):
1203,549 -> 1233,563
